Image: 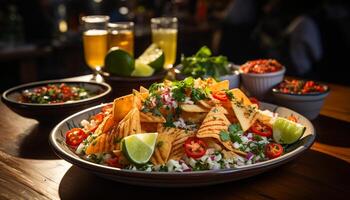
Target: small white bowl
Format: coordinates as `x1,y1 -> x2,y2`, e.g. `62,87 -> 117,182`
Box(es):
272,88 -> 330,120
219,71 -> 240,89
240,66 -> 285,99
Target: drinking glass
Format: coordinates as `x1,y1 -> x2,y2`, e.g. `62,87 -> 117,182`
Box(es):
81,15 -> 109,80
151,17 -> 178,69
108,22 -> 134,55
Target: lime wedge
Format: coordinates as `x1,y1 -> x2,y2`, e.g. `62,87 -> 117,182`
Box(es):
273,117 -> 306,144
131,61 -> 155,77
105,48 -> 135,76
121,133 -> 158,165
137,43 -> 164,72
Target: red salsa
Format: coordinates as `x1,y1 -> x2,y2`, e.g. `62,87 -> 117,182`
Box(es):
241,59 -> 283,74
275,79 -> 327,95
20,83 -> 93,104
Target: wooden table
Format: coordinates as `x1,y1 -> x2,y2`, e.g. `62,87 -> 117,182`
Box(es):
0,76 -> 349,199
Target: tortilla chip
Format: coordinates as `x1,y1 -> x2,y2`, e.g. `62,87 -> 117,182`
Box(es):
202,138 -> 223,151
93,114 -> 113,136
85,133 -> 116,155
180,104 -> 210,113
140,112 -> 166,123
112,107 -> 141,139
139,86 -> 149,93
168,148 -> 185,161
167,129 -> 195,161
141,122 -> 159,132
101,114 -> 116,133
112,94 -> 133,122
150,133 -> 175,165
181,111 -> 207,124
197,106 -> 233,151
198,100 -> 214,109
208,80 -> 229,92
221,150 -> 237,160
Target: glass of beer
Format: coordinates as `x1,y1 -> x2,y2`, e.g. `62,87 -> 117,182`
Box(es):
81,15 -> 109,80
151,17 -> 178,69
108,22 -> 134,55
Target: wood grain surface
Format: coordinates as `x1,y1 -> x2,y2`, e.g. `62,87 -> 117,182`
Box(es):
0,75 -> 349,199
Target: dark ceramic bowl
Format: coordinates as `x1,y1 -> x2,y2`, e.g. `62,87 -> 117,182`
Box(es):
1,80 -> 111,121
49,102 -> 315,187
101,70 -> 167,97
272,84 -> 330,120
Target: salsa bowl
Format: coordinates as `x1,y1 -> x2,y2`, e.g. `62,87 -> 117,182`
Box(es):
239,59 -> 285,99
49,102 -> 315,187
1,80 -> 111,121
272,79 -> 330,120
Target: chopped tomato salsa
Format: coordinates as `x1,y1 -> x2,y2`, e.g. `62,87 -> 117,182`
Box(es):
241,59 -> 283,74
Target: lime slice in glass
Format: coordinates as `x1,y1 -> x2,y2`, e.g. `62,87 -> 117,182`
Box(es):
273,117 -> 306,144
121,133 -> 158,165
131,61 -> 155,77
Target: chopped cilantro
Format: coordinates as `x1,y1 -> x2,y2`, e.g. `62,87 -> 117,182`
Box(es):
219,130 -> 230,142
228,123 -> 242,133
229,133 -> 242,144
225,90 -> 234,101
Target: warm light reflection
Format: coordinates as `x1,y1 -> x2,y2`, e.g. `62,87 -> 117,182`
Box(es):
59,20 -> 68,33
311,142 -> 350,163
119,6 -> 129,15
94,0 -> 103,3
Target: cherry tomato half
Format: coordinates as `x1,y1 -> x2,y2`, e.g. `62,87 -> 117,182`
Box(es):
251,121 -> 272,137
184,137 -> 207,158
249,97 -> 260,108
65,128 -> 87,147
212,91 -> 228,101
265,143 -> 283,159
88,113 -> 105,133
101,104 -> 113,113
105,157 -> 121,168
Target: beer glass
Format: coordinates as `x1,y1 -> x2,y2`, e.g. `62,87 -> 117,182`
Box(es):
108,22 -> 134,55
151,17 -> 178,69
82,15 -> 109,79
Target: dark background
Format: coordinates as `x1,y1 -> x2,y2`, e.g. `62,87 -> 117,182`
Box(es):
0,0 -> 349,92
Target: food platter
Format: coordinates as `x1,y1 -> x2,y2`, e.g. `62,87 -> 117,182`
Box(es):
49,102 -> 315,187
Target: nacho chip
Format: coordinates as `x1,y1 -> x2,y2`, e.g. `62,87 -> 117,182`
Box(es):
230,89 -> 258,131
180,104 -> 210,113
139,86 -> 149,93
112,94 -> 133,122
112,107 -> 141,139
101,114 -> 116,133
208,80 -> 229,92
140,111 -> 166,123
198,100 -> 214,109
168,148 -> 185,161
85,133 -> 116,155
197,106 -> 233,151
181,111 -> 207,124
150,133 -> 175,165
141,122 -> 159,132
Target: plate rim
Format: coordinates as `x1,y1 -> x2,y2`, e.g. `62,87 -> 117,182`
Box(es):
49,102 -> 316,178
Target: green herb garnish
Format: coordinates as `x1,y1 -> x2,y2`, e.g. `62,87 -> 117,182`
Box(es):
180,46 -> 229,80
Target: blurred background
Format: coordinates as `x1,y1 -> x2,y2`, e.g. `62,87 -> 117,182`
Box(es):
0,0 -> 349,92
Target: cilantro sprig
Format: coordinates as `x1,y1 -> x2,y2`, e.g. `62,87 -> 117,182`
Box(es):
180,46 -> 229,80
